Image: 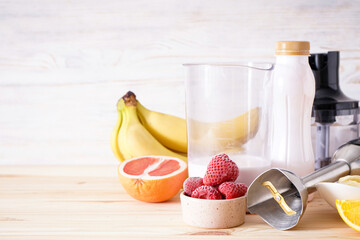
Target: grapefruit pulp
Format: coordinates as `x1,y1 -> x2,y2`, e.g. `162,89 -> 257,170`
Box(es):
118,156 -> 188,203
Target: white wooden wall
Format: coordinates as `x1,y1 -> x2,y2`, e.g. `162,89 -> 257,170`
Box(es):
1,0 -> 360,164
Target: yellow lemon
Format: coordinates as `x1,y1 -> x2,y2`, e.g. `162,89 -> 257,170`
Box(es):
336,200 -> 360,232
338,175 -> 360,187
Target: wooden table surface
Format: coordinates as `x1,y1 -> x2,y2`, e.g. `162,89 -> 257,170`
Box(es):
0,166 -> 359,239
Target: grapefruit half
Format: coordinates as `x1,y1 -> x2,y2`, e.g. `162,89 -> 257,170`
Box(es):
118,156 -> 188,203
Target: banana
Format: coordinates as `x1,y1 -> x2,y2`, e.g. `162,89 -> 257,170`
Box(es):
188,107 -> 260,151
117,93 -> 187,163
212,107 -> 260,143
110,100 -> 125,162
136,99 -> 187,153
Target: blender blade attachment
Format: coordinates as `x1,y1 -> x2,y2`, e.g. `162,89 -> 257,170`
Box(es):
247,137 -> 360,230
247,169 -> 306,230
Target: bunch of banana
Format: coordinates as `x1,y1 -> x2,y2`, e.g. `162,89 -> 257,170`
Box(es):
110,91 -> 188,163
188,107 -> 260,150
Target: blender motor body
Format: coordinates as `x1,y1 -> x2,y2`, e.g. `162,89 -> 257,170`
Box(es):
309,51 -> 359,170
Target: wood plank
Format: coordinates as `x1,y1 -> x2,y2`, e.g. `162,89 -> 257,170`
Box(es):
0,0 -> 360,165
0,166 -> 358,239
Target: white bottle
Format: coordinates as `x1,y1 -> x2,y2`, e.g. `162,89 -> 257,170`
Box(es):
269,41 -> 315,177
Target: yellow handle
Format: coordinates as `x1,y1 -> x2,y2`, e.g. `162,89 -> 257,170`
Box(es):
262,181 -> 296,216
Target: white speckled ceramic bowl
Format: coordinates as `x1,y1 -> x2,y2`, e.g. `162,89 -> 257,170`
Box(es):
316,182 -> 360,209
180,191 -> 246,228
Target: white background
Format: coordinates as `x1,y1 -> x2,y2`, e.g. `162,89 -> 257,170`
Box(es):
1,0 -> 359,165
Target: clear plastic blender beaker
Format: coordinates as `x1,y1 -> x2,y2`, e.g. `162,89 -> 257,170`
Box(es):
184,62 -> 273,186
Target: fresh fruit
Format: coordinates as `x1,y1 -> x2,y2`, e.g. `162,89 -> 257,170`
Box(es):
189,107 -> 260,151
336,200 -> 360,232
218,182 -> 247,199
118,156 -> 187,202
183,153 -> 247,200
203,153 -> 239,186
110,100 -> 125,162
338,175 -> 360,187
183,177 -> 204,196
117,92 -> 187,162
191,185 -> 222,200
135,93 -> 187,153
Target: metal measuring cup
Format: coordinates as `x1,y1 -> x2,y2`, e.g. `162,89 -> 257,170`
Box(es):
247,138 -> 360,230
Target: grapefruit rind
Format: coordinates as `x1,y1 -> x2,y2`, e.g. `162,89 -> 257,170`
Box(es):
118,156 -> 188,203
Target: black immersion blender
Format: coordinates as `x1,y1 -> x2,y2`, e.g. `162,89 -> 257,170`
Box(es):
309,51 -> 359,170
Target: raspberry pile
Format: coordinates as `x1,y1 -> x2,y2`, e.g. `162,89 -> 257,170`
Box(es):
183,153 -> 247,200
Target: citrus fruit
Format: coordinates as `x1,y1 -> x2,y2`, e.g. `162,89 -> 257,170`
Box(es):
118,156 -> 187,203
336,200 -> 360,232
338,175 -> 360,187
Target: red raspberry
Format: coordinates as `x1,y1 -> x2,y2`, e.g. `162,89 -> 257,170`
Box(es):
191,185 -> 222,200
203,153 -> 239,186
218,182 -> 247,199
183,177 -> 204,196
